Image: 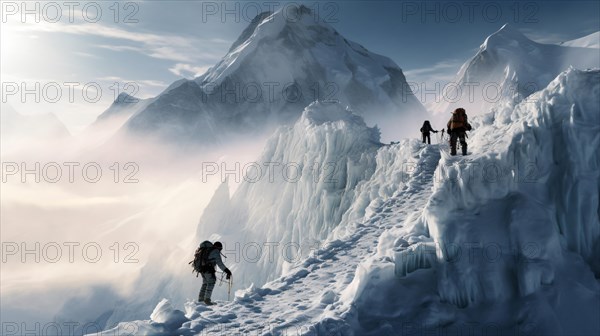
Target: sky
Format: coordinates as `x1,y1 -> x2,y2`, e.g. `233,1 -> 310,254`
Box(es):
1,0 -> 599,133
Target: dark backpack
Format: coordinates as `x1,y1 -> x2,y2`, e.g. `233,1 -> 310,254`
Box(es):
189,240 -> 214,277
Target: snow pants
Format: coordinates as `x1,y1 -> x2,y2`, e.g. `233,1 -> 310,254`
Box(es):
450,131 -> 467,155
199,272 -> 217,301
422,132 -> 431,144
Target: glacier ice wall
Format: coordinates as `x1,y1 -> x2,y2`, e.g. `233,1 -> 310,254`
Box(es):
329,68 -> 600,336
426,68 -> 600,301
196,101 -> 382,290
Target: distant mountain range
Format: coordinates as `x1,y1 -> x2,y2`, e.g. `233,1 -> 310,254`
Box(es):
97,5 -> 426,144
1,103 -> 70,149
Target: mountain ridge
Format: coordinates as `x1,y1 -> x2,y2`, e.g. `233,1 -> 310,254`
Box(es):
432,23 -> 600,116
118,4 -> 425,144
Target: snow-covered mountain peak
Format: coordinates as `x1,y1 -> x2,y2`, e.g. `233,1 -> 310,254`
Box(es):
227,5 -> 332,54
482,23 -> 533,50
433,25 -> 599,117
227,11 -> 273,53
195,3 -> 410,97
197,5 -> 339,86
113,92 -> 137,104
94,91 -> 151,124
122,4 -> 424,144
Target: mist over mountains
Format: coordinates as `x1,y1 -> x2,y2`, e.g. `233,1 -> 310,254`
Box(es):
2,3 -> 599,336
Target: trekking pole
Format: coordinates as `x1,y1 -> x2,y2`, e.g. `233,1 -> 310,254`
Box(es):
227,277 -> 233,301
439,130 -> 444,146
218,271 -> 225,286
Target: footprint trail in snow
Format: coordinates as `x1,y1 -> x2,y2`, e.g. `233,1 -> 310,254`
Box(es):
176,144 -> 442,335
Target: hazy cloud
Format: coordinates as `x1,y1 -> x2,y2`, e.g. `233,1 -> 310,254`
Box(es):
520,29 -> 571,44
16,21 -> 225,63
97,76 -> 167,88
168,63 -> 211,78
404,59 -> 463,85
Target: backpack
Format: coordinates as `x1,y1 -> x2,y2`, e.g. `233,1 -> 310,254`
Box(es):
189,240 -> 214,277
449,109 -> 467,131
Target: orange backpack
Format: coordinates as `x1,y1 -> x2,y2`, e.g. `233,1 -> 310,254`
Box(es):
448,109 -> 467,130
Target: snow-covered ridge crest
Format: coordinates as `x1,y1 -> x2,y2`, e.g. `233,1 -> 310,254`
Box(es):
481,23 -> 534,50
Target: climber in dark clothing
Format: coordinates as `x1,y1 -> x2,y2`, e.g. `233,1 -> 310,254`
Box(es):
446,108 -> 472,155
198,241 -> 232,305
420,120 -> 438,144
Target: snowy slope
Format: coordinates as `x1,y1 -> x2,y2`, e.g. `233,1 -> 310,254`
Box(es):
559,31 -> 600,49
433,24 -> 599,118
95,68 -> 599,336
195,101 -> 382,290
123,5 -> 425,144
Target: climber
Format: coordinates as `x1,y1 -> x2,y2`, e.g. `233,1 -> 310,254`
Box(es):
420,120 -> 438,144
446,108 -> 472,155
196,241 -> 232,305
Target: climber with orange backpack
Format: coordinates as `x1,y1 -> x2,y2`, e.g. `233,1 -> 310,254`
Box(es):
446,108 -> 473,156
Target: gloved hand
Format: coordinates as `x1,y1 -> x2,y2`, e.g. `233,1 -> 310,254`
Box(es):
224,268 -> 232,280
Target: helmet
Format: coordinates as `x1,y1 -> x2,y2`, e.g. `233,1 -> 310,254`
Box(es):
213,241 -> 223,250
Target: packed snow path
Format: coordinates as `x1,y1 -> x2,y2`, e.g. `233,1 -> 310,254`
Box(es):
176,144 -> 442,335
